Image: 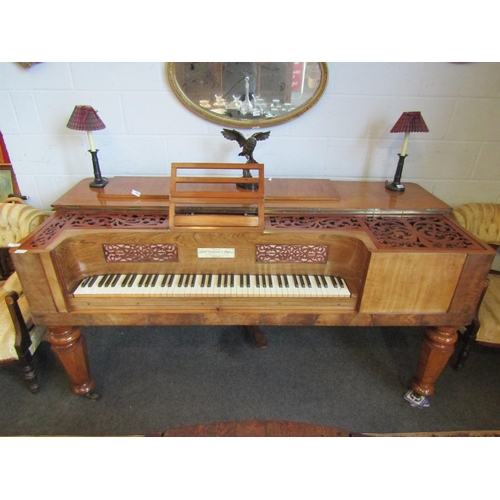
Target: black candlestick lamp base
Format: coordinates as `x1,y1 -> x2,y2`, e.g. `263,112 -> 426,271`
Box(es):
385,154 -> 407,192
88,150 -> 108,188
89,177 -> 109,188
385,180 -> 405,192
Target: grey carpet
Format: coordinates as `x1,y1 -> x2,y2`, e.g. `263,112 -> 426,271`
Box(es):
1,324 -> 499,436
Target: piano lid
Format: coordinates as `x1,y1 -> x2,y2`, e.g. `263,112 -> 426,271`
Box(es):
50,176 -> 451,215
265,180 -> 451,215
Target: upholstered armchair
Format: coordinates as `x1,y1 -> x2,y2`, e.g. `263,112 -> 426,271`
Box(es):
452,203 -> 500,369
0,198 -> 47,278
0,199 -> 48,391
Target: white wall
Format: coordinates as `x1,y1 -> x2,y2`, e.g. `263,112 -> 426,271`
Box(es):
1,61 -> 499,211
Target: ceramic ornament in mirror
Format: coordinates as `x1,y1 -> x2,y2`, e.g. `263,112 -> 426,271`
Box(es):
167,63 -> 328,128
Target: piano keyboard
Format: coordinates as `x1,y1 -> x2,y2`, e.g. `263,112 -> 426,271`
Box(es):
73,273 -> 352,298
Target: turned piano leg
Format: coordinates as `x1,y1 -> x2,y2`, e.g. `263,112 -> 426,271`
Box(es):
246,325 -> 268,348
410,325 -> 458,397
47,326 -> 99,400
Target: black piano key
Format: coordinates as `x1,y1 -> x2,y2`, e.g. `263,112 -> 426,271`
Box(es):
277,275 -> 283,288
98,275 -> 109,287
167,274 -> 175,287
177,274 -> 185,287
128,275 -> 138,287
110,274 -> 120,287
283,275 -> 290,288
246,274 -> 250,287
298,275 -> 305,288
267,275 -> 273,288
293,275 -> 299,288
80,276 -> 91,287
189,274 -> 196,287
331,276 -> 339,288
86,276 -> 97,288
103,274 -> 114,287
207,274 -> 212,287
161,274 -> 169,287
150,274 -> 158,287
304,275 -> 312,288
321,275 -> 328,287
314,275 -> 322,287
120,274 -> 130,287
230,274 -> 234,287
256,275 -> 261,288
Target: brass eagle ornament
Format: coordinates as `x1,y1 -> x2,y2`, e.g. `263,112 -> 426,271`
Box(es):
221,128 -> 271,164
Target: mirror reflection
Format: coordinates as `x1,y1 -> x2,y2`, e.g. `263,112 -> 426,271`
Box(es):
167,62 -> 328,128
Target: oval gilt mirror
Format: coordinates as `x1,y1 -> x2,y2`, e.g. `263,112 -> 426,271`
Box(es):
167,62 -> 328,128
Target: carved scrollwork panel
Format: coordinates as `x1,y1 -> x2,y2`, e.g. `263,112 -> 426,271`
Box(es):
26,212 -> 170,249
256,244 -> 328,263
24,212 -> 485,252
103,244 -> 178,262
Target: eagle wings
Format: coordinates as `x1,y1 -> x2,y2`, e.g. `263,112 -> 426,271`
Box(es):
221,128 -> 271,163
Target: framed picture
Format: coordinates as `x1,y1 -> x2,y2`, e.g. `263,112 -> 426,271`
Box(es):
0,164 -> 19,201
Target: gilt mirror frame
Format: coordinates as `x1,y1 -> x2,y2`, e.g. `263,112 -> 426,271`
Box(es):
166,62 -> 328,129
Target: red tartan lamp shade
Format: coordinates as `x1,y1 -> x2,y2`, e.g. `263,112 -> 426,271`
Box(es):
390,111 -> 429,134
66,105 -> 106,132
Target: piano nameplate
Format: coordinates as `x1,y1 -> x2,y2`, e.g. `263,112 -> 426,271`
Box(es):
197,248 -> 235,258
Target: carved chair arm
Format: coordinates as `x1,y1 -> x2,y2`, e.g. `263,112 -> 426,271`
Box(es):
5,291 -> 33,357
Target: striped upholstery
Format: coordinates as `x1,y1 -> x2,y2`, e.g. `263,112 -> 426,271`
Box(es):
0,272 -> 46,361
0,202 -> 46,247
476,274 -> 500,345
452,203 -> 500,246
453,203 -> 500,345
0,201 -> 48,363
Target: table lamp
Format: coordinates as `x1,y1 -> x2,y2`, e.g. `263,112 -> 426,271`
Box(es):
66,105 -> 108,188
386,111 -> 429,192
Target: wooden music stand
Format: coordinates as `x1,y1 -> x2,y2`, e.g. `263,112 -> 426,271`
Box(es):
169,163 -> 265,230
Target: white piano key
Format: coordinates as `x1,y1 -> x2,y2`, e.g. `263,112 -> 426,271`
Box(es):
126,274 -> 144,296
